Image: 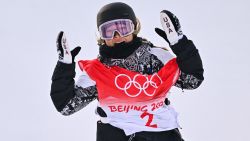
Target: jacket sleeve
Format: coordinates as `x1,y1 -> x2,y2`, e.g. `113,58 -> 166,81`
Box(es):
170,35 -> 204,89
50,61 -> 97,115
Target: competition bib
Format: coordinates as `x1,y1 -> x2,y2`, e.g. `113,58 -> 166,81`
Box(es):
78,59 -> 180,131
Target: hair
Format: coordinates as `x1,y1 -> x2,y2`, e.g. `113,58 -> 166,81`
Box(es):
97,18 -> 141,45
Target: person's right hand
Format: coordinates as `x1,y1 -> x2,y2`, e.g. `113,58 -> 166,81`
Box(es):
56,31 -> 81,64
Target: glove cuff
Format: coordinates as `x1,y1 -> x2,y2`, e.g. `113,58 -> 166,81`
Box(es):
170,34 -> 184,45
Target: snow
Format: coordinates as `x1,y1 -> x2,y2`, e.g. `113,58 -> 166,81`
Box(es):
0,0 -> 250,141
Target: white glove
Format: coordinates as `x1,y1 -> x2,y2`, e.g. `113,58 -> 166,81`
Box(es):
56,31 -> 81,64
155,10 -> 184,46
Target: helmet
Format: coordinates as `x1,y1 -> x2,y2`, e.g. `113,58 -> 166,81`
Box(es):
97,2 -> 137,28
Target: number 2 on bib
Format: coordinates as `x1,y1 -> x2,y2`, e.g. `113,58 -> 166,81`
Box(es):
140,111 -> 158,128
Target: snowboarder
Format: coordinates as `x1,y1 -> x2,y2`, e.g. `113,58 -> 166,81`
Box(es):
50,2 -> 204,141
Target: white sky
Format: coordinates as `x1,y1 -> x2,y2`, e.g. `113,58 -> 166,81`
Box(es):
0,0 -> 250,141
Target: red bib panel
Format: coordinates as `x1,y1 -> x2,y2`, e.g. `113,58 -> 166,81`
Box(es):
78,59 -> 179,106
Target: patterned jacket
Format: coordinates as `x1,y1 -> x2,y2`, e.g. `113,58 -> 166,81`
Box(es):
50,36 -> 204,117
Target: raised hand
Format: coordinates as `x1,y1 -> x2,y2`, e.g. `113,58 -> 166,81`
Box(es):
155,10 -> 184,46
56,31 -> 81,64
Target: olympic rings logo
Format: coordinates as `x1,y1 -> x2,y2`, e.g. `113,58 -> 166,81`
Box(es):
114,73 -> 163,97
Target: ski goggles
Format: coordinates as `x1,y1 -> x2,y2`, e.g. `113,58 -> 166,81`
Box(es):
98,19 -> 135,40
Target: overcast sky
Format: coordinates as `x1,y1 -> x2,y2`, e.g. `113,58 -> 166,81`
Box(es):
0,0 -> 250,141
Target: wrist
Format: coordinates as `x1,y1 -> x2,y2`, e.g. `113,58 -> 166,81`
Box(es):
170,34 -> 184,46
170,35 -> 190,55
58,59 -> 72,64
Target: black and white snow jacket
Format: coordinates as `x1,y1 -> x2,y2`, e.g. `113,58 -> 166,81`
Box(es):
50,36 -> 204,116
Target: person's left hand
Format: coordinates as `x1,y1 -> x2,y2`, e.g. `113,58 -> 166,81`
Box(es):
155,10 -> 184,46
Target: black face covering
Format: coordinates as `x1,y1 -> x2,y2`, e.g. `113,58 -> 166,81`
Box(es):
99,36 -> 142,59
